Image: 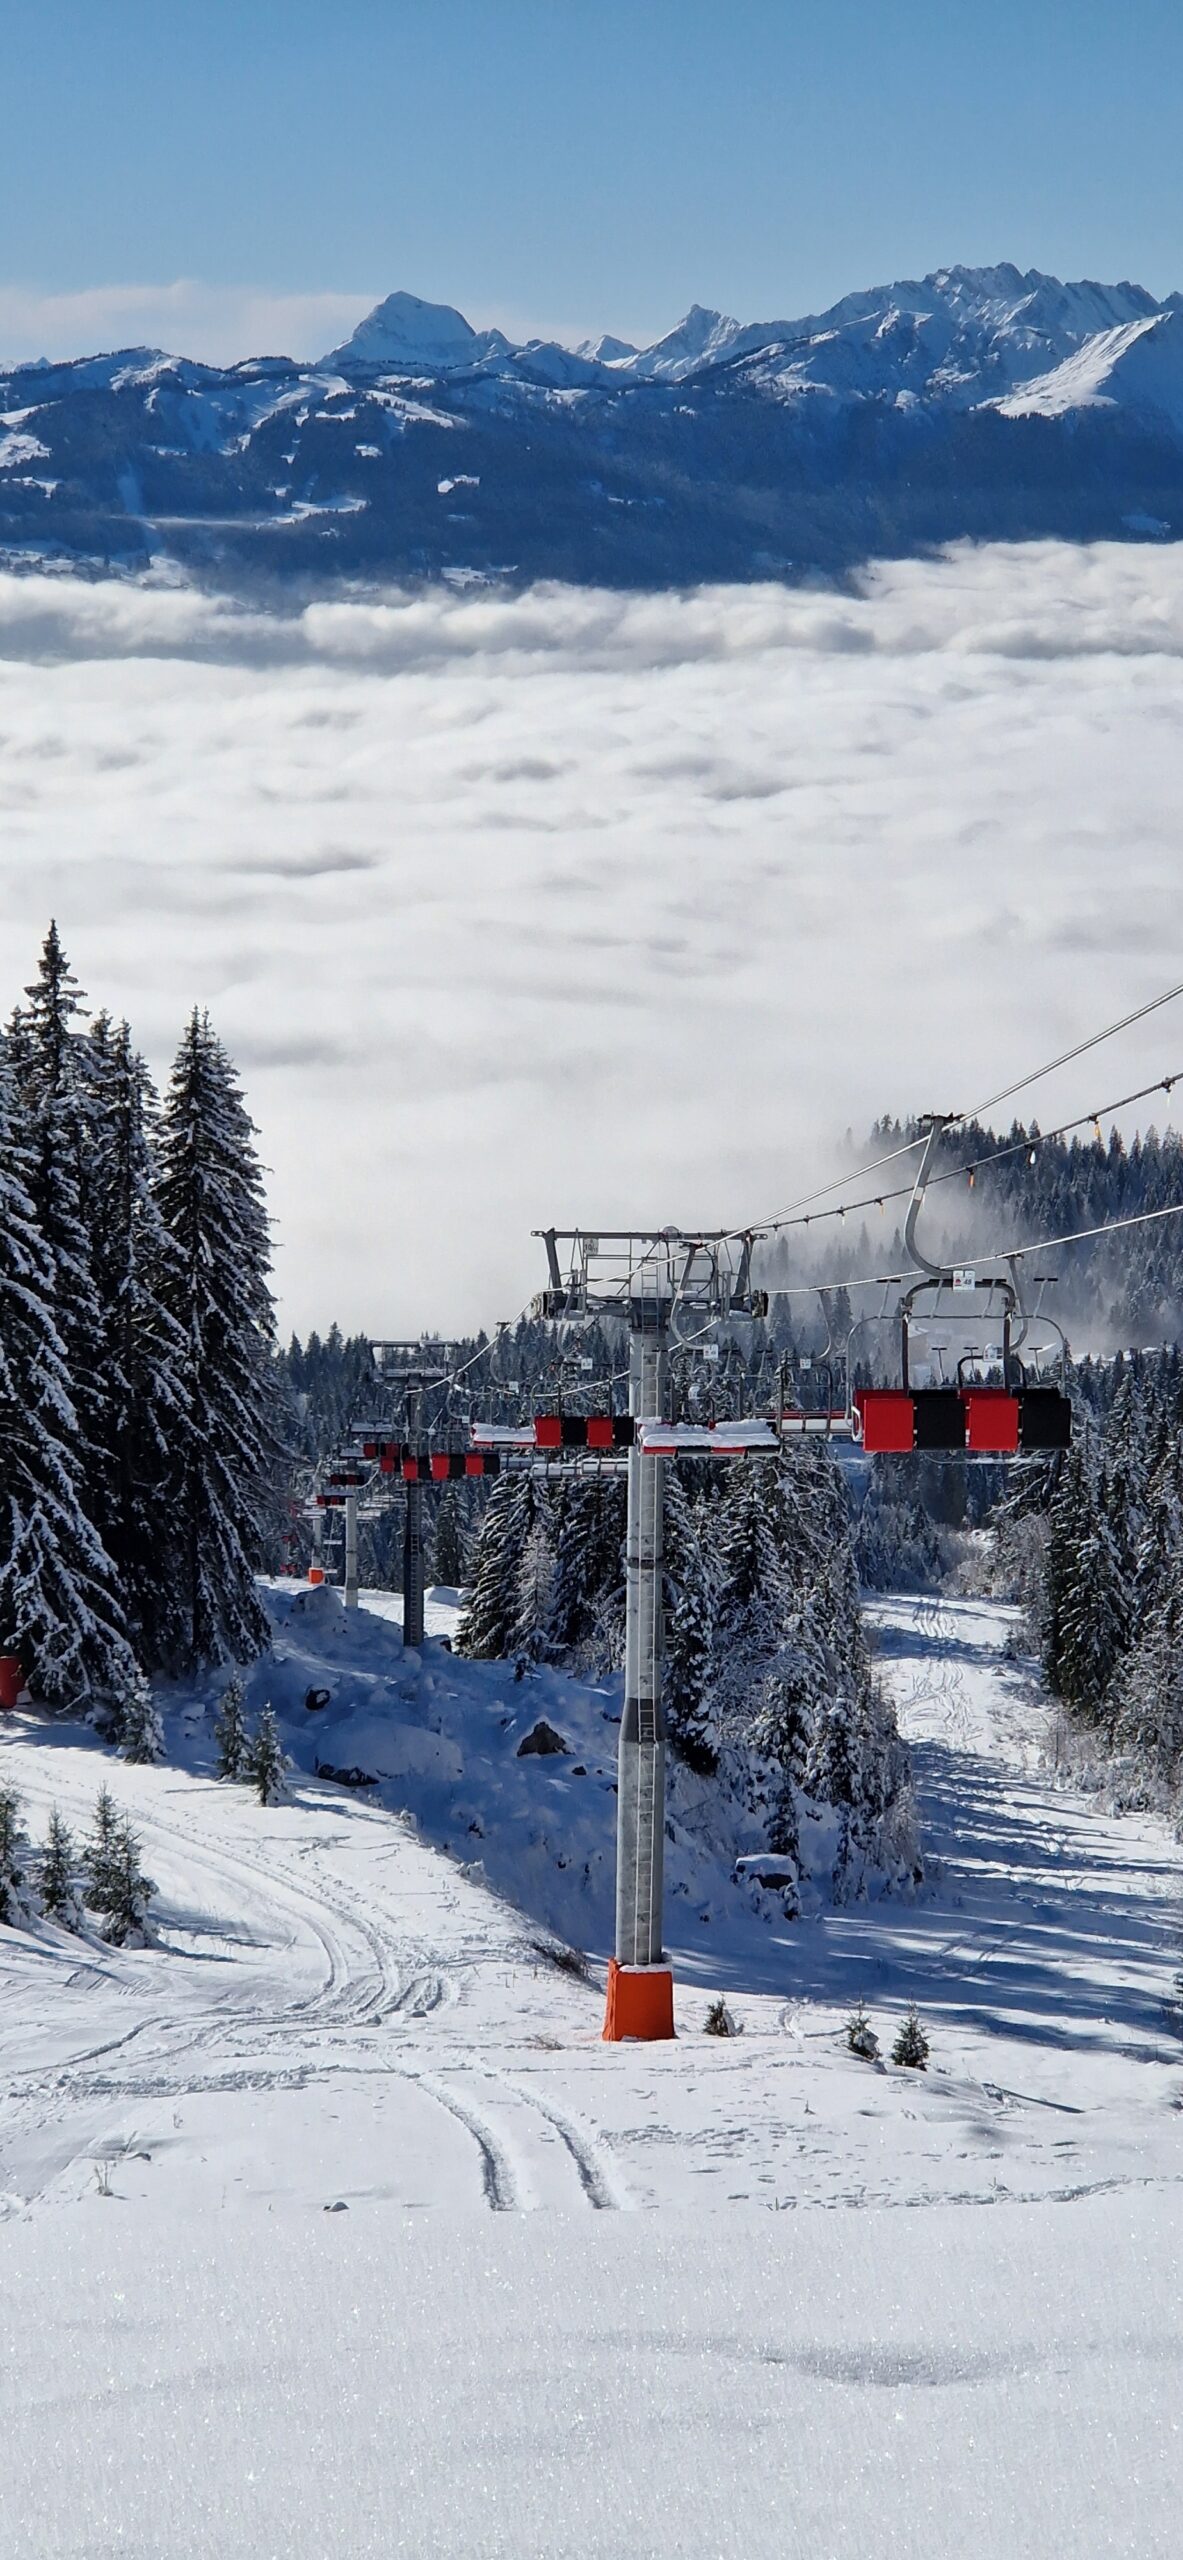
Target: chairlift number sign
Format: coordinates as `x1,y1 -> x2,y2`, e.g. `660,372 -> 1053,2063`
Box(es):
952,1267 -> 978,1293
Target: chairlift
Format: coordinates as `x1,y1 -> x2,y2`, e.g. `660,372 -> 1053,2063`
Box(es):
849,1116 -> 1072,1457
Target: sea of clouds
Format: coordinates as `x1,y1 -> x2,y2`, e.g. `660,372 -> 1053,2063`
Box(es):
1,540 -> 1180,1334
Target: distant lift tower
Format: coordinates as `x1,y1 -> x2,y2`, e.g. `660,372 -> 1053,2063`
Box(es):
372,1342 -> 453,1648
535,1228 -> 767,2039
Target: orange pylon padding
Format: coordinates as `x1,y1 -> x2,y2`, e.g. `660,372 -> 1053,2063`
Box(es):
307,1566 -> 326,1585
603,1960 -> 676,2041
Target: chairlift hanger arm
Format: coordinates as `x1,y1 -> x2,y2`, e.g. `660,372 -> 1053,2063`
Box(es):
903,1115 -> 954,1282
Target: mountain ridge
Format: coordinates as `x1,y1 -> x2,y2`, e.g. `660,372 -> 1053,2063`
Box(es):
2,263 -> 1181,588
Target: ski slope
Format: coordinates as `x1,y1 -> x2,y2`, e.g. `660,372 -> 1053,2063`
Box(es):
2,1596 -> 1181,2556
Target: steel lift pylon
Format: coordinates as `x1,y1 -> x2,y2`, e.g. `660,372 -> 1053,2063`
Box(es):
371,1342 -> 455,1649
535,1227 -> 769,2039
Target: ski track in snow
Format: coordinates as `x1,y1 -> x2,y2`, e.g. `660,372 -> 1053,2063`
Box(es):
3,1593 -> 1183,2226
6,1595 -> 1183,2560
0,1734 -> 623,2220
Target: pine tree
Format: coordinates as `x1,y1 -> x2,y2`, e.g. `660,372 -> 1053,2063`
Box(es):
547,1473 -> 627,1667
98,1817 -> 156,1946
846,2000 -> 879,2061
1110,1563 -> 1183,1793
8,930 -> 114,1539
214,1672 -> 250,1779
754,1607 -> 829,1791
806,1688 -> 864,1901
115,1666 -> 164,1764
1050,1442 -> 1130,1722
431,1488 -> 468,1588
707,1462 -> 790,1740
892,2005 -> 930,2069
662,1472 -> 716,1770
1041,1442 -> 1095,1700
83,1016 -> 189,1668
83,1785 -> 122,1915
0,1050 -> 133,1704
0,1783 -> 26,1925
456,1478 -> 518,1658
153,1011 -> 276,1668
247,1705 -> 289,1805
507,1476 -> 556,1662
40,1807 -> 78,1927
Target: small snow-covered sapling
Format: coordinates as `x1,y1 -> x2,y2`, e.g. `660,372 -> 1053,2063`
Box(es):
704,1995 -> 739,2037
845,1999 -> 880,2061
247,1705 -> 290,1806
892,2004 -> 930,2069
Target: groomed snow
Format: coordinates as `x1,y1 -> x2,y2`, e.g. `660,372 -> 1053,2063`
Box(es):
2,1593 -> 1181,2554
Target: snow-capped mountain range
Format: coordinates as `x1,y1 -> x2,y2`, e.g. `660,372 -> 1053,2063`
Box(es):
3,263 -> 1181,587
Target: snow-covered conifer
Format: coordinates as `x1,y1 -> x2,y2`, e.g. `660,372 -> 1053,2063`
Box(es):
754,1607 -> 828,1793
1109,1565 -> 1183,1793
545,1472 -> 626,1673
0,1783 -> 27,1925
83,1015 -> 189,1667
456,1479 -> 517,1659
662,1472 -> 716,1769
1043,1441 -> 1129,1719
1041,1442 -> 1095,1700
432,1488 -> 468,1588
8,930 -> 112,1521
115,1666 -> 165,1765
84,1785 -> 122,1916
707,1462 -> 790,1739
508,1476 -> 557,1663
39,1807 -> 79,1927
214,1673 -> 250,1780
247,1705 -> 289,1805
98,1817 -> 156,1946
0,1051 -> 132,1703
806,1688 -> 864,1900
892,2005 -> 930,2069
845,2000 -> 879,2061
153,1011 -> 276,1668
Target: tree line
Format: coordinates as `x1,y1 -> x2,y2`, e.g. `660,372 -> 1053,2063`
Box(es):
0,925 -> 277,1707
766,1114 -> 1183,1345
999,1347 -> 1183,1809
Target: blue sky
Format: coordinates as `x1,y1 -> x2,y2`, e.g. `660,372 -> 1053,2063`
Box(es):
1,0 -> 1180,362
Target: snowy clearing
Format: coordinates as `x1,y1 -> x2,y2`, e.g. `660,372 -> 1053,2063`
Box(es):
2,1594 -> 1181,2555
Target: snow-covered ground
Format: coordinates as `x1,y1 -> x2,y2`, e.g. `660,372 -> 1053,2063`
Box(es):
2,1593 -> 1181,2555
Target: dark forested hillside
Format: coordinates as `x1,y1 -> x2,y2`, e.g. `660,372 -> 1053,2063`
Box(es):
761,1114 -> 1183,1350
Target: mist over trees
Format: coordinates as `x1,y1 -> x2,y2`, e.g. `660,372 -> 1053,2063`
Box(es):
764,1113 -> 1183,1349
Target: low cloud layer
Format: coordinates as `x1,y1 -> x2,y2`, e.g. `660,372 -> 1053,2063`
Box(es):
1,542 -> 1181,1334
0,281 -> 374,368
